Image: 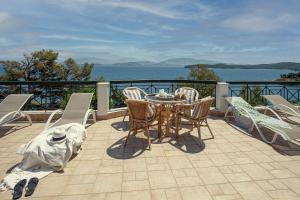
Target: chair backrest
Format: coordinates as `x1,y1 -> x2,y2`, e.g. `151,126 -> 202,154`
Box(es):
225,97 -> 259,115
61,93 -> 93,120
175,87 -> 199,103
126,100 -> 153,121
262,95 -> 298,110
191,97 -> 214,119
123,87 -> 147,100
0,94 -> 33,113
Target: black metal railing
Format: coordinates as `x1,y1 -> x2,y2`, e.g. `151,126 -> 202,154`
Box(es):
109,80 -> 217,109
0,81 -> 98,110
228,81 -> 300,105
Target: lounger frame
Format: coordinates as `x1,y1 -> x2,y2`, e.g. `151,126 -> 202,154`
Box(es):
0,94 -> 33,126
224,98 -> 299,145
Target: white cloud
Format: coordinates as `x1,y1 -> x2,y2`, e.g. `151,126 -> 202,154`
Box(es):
0,37 -> 14,46
62,0 -> 213,20
222,13 -> 294,32
40,34 -> 124,43
100,1 -> 180,19
0,12 -> 9,23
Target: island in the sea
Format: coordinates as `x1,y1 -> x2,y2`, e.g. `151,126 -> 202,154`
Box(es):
185,62 -> 300,71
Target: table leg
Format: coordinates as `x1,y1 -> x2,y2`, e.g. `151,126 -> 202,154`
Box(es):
158,106 -> 162,138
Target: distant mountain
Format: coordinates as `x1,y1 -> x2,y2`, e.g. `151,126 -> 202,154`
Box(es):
95,58 -> 216,68
185,62 -> 300,71
157,58 -> 215,67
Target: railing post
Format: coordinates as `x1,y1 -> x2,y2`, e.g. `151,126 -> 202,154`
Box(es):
97,82 -> 110,118
216,82 -> 229,112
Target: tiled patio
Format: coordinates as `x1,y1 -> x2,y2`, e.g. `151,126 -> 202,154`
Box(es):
1,117 -> 300,200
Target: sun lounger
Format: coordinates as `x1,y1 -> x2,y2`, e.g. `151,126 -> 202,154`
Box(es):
224,96 -> 300,146
0,94 -> 33,126
44,93 -> 96,130
262,95 -> 300,119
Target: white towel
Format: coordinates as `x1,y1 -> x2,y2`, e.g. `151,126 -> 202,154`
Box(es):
0,123 -> 86,191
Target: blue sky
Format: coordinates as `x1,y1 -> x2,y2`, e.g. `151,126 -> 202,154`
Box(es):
0,0 -> 300,64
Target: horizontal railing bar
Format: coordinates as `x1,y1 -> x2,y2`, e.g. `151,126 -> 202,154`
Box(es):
0,81 -> 98,85
227,81 -> 300,84
110,80 -> 218,84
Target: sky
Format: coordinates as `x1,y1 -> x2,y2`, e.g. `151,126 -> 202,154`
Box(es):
0,0 -> 300,64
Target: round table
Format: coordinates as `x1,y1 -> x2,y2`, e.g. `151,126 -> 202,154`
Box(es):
145,94 -> 186,137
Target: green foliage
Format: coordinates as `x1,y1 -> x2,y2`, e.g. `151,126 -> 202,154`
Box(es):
97,76 -> 105,82
240,85 -> 265,106
278,72 -> 300,81
176,64 -> 220,99
0,49 -> 94,81
187,64 -> 221,81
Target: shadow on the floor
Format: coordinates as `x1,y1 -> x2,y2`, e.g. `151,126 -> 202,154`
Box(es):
0,125 -> 30,138
169,132 -> 205,154
225,119 -> 300,156
6,163 -> 20,174
106,136 -> 146,159
111,121 -> 129,132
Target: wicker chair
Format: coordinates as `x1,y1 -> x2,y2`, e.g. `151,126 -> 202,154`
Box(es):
175,87 -> 199,103
122,87 -> 147,122
175,97 -> 214,144
125,100 -> 158,150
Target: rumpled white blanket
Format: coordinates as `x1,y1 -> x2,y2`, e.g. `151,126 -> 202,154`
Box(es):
0,123 -> 86,191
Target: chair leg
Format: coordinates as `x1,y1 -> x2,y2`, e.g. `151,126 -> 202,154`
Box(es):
205,119 -> 214,139
24,112 -> 32,125
145,125 -> 151,150
124,129 -> 132,147
122,109 -> 128,122
134,123 -> 138,136
175,116 -> 180,138
197,123 -> 202,141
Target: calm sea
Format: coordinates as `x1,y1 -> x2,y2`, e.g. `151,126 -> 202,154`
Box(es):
92,66 -> 294,81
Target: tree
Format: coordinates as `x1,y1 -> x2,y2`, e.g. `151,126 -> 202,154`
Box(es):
0,49 -> 94,81
177,64 -> 220,99
277,72 -> 300,81
187,64 -> 220,81
240,85 -> 265,106
0,49 -> 98,109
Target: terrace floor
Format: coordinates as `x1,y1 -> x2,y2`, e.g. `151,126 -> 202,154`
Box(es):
1,117 -> 300,200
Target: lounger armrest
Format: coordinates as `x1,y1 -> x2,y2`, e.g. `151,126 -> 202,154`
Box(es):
0,111 -> 21,125
44,109 -> 63,130
262,106 -> 283,120
276,104 -> 300,117
83,109 -> 96,127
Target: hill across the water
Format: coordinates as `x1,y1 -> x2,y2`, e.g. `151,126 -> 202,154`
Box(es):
185,62 -> 300,71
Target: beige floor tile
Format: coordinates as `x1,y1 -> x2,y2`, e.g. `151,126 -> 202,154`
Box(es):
148,170 -> 177,189
93,173 -> 122,193
63,184 -> 93,195
224,172 -> 252,182
255,180 -> 275,191
122,190 -> 151,200
151,188 -> 182,200
267,189 -> 299,200
180,186 -> 212,200
122,180 -> 150,191
269,169 -> 297,178
123,159 -> 147,172
280,161 -> 300,176
2,119 -> 300,200
210,154 -> 234,166
167,156 -> 193,169
68,174 -> 97,185
197,167 -> 228,184
73,160 -> 101,175
268,179 -> 288,190
232,182 -> 272,200
281,178 -> 300,196
239,164 -> 274,180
